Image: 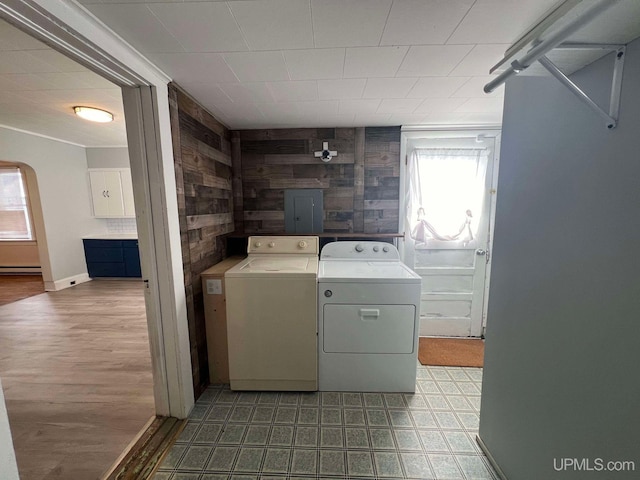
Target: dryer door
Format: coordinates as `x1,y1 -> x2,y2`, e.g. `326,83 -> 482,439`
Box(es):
323,304 -> 416,354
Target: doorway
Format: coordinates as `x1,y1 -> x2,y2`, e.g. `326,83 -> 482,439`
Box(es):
0,0 -> 195,424
0,18 -> 158,478
0,163 -> 46,304
401,131 -> 500,337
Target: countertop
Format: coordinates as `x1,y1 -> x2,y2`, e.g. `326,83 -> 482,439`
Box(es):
83,233 -> 138,240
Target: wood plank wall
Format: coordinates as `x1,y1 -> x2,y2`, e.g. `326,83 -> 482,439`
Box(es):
168,83 -> 234,398
364,126 -> 402,233
234,126 -> 400,234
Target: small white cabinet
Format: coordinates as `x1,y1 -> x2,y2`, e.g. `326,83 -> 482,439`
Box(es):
88,169 -> 135,218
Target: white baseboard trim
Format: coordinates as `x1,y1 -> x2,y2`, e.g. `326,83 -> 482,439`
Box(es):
476,434 -> 508,480
44,273 -> 91,291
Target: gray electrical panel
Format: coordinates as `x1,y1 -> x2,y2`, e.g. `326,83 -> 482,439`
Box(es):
284,189 -> 323,234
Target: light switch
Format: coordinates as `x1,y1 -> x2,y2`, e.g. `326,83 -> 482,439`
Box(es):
206,279 -> 222,295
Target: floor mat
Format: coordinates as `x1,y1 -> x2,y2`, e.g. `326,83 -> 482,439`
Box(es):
418,337 -> 484,367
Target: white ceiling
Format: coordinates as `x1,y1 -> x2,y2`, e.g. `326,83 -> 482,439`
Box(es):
0,20 -> 126,147
80,0 -> 573,129
1,0 -> 639,146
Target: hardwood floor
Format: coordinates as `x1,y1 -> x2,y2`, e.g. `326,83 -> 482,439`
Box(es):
0,275 -> 45,306
0,279 -> 155,480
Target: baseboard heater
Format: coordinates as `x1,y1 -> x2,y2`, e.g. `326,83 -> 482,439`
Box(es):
0,266 -> 42,273
0,266 -> 40,268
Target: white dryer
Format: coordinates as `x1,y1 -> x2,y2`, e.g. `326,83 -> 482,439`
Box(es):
226,236 -> 319,391
318,241 -> 421,392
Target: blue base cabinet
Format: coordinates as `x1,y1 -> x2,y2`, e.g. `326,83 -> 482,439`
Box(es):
123,242 -> 142,277
83,239 -> 142,278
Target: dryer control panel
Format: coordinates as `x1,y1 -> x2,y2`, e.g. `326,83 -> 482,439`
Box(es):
320,241 -> 399,260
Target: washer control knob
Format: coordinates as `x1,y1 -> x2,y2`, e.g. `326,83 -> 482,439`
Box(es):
254,241 -> 262,248
373,246 -> 379,252
268,242 -> 276,248
355,244 -> 364,252
383,246 -> 390,252
324,290 -> 333,298
298,240 -> 307,249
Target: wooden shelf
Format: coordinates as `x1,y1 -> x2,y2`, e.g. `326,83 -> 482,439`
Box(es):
227,232 -> 404,238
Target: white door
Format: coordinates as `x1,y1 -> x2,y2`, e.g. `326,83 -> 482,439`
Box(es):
403,136 -> 498,337
88,171 -> 108,216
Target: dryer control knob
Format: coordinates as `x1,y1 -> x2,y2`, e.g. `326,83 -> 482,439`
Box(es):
373,246 -> 379,252
324,290 -> 333,297
254,241 -> 262,248
268,242 -> 276,248
298,240 -> 307,249
383,246 -> 390,252
355,244 -> 364,252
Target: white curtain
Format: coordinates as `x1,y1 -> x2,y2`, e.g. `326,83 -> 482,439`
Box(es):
406,148 -> 488,250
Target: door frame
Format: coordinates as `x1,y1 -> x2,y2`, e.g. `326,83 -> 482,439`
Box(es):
0,0 -> 194,418
399,127 -> 502,334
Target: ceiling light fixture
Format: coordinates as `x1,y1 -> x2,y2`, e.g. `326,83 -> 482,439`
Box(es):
314,142 -> 338,163
73,106 -> 113,123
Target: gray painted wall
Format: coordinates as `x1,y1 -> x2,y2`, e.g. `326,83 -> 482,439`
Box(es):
0,128 -> 106,282
479,39 -> 640,479
86,147 -> 130,168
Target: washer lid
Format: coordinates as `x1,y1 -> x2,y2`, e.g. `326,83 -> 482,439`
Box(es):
226,255 -> 318,277
318,260 -> 420,283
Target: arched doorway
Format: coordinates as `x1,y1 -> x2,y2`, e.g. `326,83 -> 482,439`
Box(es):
0,161 -> 53,295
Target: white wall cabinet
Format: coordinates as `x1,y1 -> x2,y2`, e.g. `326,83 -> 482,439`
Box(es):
88,169 -> 135,218
119,169 -> 136,217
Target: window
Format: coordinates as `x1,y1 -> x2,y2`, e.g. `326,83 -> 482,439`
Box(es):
406,148 -> 489,247
0,167 -> 33,240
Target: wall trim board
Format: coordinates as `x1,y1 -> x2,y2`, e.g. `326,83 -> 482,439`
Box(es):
0,124 -> 85,148
45,273 -> 91,291
122,85 -> 193,418
476,435 -> 508,480
0,125 -> 128,150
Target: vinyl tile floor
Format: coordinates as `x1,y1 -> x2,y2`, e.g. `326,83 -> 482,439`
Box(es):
154,365 -> 495,480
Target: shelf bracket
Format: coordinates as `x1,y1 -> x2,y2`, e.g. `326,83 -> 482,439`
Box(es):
537,45 -> 626,129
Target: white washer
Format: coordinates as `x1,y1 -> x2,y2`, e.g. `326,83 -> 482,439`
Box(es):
318,241 -> 421,392
225,236 -> 319,391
